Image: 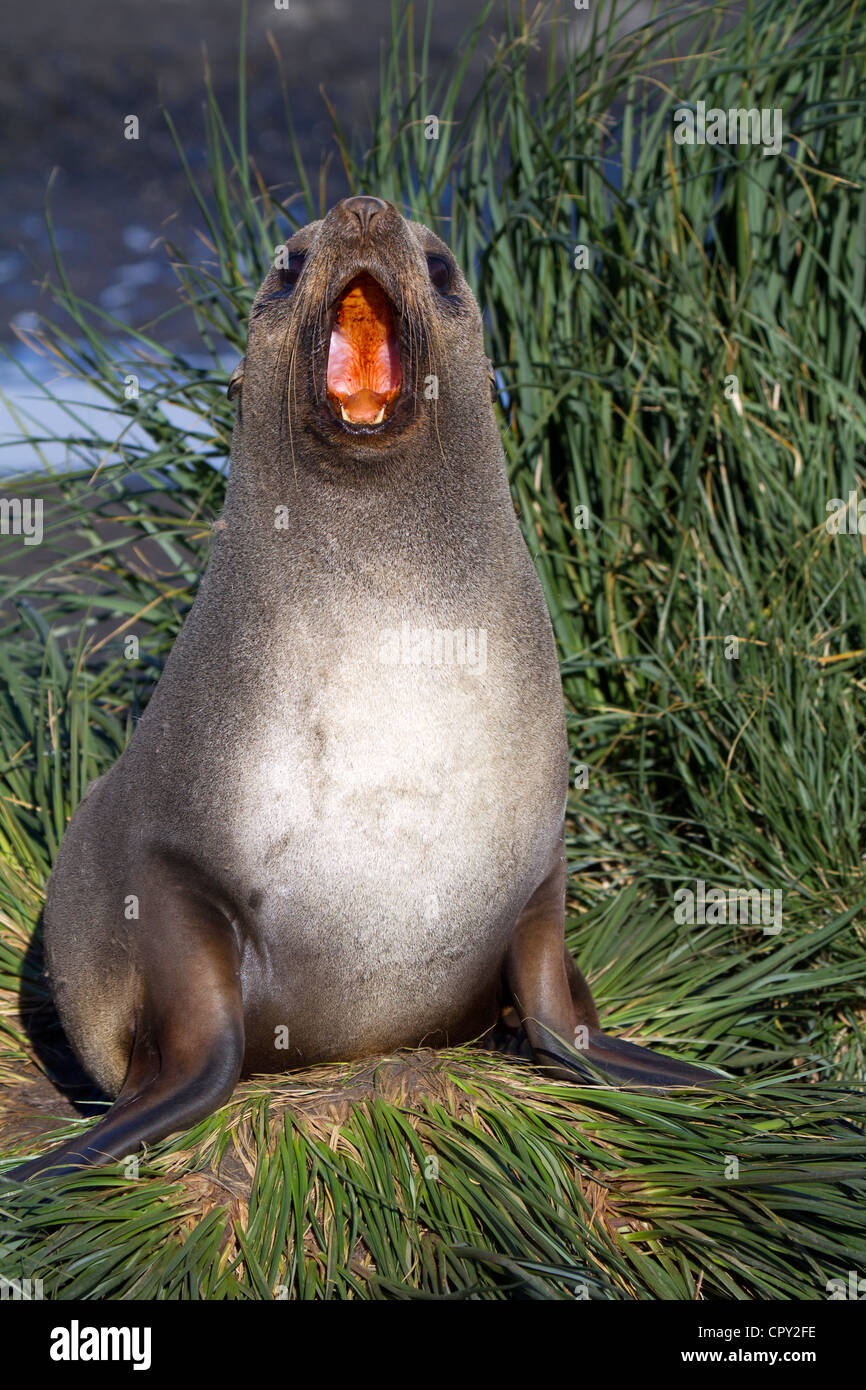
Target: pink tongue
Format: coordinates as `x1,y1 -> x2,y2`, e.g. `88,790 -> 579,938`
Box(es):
327,322 -> 397,395
326,275 -> 401,423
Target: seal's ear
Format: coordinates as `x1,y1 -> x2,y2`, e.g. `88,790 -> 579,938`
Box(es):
227,358 -> 245,401
486,357 -> 498,403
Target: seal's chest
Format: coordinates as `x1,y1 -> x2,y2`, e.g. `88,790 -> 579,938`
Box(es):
229,662 -> 522,1001
225,641 -> 540,896
238,657 -> 506,840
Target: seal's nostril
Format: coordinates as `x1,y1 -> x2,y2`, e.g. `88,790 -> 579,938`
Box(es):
341,195 -> 389,237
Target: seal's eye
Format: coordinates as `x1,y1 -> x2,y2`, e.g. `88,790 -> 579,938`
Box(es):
426,255 -> 452,293
279,252 -> 306,290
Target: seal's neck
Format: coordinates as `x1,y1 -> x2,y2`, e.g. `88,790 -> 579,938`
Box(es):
221,411 -> 515,580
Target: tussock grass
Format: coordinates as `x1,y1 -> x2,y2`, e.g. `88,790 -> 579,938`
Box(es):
1,0 -> 864,1298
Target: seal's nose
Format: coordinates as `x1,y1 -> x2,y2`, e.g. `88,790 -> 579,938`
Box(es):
340,195 -> 389,237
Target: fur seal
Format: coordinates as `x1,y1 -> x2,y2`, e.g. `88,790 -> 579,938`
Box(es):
10,196 -> 716,1180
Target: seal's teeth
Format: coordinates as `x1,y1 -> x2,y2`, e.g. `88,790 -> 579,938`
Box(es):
340,404 -> 386,426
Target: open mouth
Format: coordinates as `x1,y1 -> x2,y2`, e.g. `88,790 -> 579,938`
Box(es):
326,273 -> 402,427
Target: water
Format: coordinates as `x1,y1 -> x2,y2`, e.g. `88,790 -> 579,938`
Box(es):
0,347 -> 235,478
1,1 -> 704,477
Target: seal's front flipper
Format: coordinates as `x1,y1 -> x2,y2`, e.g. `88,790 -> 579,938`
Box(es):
506,847 -> 724,1092
8,890 -> 244,1182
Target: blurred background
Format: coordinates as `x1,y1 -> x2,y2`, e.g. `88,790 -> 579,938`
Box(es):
1,0 -> 681,350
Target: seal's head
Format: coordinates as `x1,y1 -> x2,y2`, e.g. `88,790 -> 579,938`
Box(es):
230,196 -> 496,473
